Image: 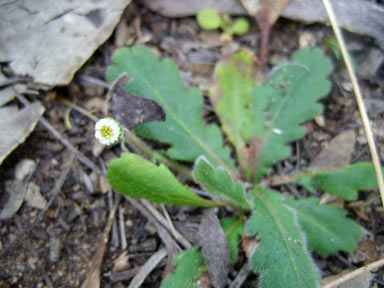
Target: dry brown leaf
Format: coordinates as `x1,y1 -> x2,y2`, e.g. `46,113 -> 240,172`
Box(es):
198,209 -> 230,288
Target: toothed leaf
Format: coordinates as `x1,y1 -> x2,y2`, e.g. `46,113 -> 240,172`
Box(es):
253,48 -> 333,180
285,197 -> 360,256
221,217 -> 244,262
245,187 -> 320,288
108,153 -> 216,207
107,47 -> 235,171
161,246 -> 207,288
194,156 -> 252,210
295,162 -> 384,200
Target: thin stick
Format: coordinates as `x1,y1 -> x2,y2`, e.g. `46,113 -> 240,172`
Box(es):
118,205 -> 127,250
141,199 -> 191,249
160,204 -> 181,247
128,247 -> 168,288
323,0 -> 384,207
100,158 -> 119,248
15,92 -> 103,175
323,258 -> 384,288
81,194 -> 121,288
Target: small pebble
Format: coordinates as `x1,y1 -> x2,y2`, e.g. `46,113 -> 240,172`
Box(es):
299,31 -> 317,47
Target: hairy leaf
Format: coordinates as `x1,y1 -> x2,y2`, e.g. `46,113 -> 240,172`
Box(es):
285,197 -> 360,256
108,153 -> 216,207
245,187 -> 320,288
107,47 -> 235,172
252,48 -> 333,180
210,49 -> 255,169
161,246 -> 207,288
221,217 -> 244,262
295,162 -> 383,199
194,156 -> 252,210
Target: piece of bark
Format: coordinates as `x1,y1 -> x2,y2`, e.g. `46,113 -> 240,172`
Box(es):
198,209 -> 230,288
139,0 -> 384,50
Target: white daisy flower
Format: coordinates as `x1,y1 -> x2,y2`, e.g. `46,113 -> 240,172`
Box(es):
95,118 -> 122,146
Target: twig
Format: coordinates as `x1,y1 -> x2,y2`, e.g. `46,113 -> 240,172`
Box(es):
126,198 -> 181,275
323,258 -> 384,288
108,266 -> 141,283
128,247 -> 168,288
141,199 -> 191,249
100,158 -> 119,248
126,198 -> 181,253
75,74 -> 110,88
323,0 -> 384,208
160,204 -> 180,246
15,92 -> 103,175
28,153 -> 74,232
119,205 -> 128,250
104,72 -> 131,116
229,264 -> 251,288
81,194 -> 121,288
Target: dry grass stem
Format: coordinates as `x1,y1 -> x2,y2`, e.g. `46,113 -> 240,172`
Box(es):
323,257 -> 384,288
323,0 -> 384,207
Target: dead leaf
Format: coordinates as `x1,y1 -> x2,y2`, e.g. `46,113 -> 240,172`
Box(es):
110,85 -> 166,129
0,0 -> 132,85
25,182 -> 47,210
349,236 -> 384,265
0,105 -> 18,119
112,251 -> 130,272
0,181 -> 28,220
310,130 -> 356,171
198,209 -> 230,288
242,235 -> 260,259
0,102 -> 45,165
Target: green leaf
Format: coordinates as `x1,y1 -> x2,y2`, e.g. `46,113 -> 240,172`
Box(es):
161,246 -> 207,288
295,162 -> 383,200
107,46 -> 235,172
245,187 -> 320,288
194,156 -> 252,210
196,8 -> 222,30
221,217 -> 244,262
253,48 -> 333,180
108,153 -> 216,207
210,49 -> 255,170
284,197 -> 360,256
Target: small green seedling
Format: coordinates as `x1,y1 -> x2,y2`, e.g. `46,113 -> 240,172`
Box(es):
196,8 -> 250,36
102,46 -> 382,288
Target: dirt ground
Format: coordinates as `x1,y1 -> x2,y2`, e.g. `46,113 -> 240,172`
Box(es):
1,2 -> 384,287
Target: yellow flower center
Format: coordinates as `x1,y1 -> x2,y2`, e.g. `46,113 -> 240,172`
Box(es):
100,126 -> 113,139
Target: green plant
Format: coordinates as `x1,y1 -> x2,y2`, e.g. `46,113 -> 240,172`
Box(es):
104,46 -> 381,288
196,8 -> 250,36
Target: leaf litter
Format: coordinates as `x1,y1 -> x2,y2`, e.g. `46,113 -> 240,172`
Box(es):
1,1 -> 384,287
